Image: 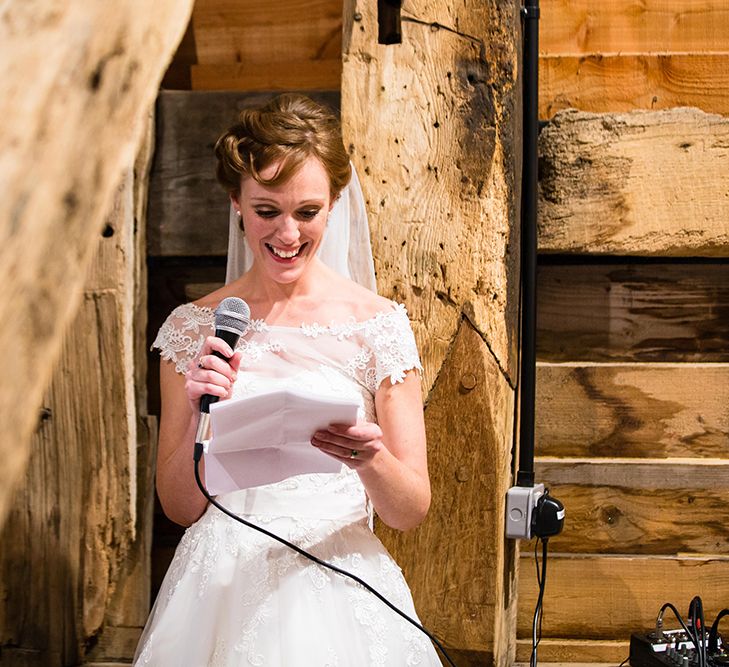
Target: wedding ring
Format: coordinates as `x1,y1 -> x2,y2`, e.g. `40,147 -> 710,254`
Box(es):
197,357 -> 205,369
350,450 -> 359,459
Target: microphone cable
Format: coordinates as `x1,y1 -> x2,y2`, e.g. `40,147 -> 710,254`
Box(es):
193,442 -> 457,667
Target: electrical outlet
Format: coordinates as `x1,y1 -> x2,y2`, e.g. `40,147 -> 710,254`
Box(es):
505,483 -> 544,540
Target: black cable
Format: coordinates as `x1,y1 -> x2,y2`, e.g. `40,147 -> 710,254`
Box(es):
660,602 -> 703,657
193,444 -> 457,667
530,537 -> 549,667
709,608 -> 729,654
617,657 -> 629,667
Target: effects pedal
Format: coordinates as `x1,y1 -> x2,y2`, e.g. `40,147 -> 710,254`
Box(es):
629,628 -> 728,667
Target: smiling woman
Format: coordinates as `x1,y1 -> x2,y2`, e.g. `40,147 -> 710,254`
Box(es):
134,94 -> 443,665
233,156 -> 331,286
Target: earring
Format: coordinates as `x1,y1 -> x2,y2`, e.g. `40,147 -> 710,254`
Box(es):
236,210 -> 244,234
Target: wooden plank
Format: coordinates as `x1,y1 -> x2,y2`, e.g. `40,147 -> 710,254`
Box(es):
535,459 -> 729,554
192,0 -> 342,28
540,0 -> 729,55
538,108 -> 729,257
536,363 -> 729,459
0,0 -> 193,528
536,262 -> 729,363
147,90 -> 340,258
190,59 -> 342,92
539,54 -> 729,119
192,22 -> 342,67
517,554 -> 729,641
516,639 -> 628,663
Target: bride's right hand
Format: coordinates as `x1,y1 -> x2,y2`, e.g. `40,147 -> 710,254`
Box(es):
185,336 -> 243,412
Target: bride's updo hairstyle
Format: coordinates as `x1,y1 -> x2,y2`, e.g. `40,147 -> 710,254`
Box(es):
215,93 -> 351,198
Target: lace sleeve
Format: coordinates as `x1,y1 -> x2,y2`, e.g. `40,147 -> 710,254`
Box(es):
151,303 -> 215,375
366,304 -> 423,390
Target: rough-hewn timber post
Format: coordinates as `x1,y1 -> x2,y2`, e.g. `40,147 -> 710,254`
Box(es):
341,2 -> 522,664
0,0 -> 193,526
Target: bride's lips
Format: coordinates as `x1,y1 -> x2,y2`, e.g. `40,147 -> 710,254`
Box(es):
265,242 -> 307,263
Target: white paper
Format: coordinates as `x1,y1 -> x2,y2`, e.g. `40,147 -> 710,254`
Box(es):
205,388 -> 360,494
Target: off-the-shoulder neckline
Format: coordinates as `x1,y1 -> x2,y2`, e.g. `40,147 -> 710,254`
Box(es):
174,301 -> 408,332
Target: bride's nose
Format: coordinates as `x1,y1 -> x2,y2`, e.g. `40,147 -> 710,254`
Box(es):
275,214 -> 300,244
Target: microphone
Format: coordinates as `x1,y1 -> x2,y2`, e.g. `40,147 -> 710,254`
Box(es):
194,297 -> 250,455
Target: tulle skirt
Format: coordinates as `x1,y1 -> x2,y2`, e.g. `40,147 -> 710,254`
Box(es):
134,484 -> 442,666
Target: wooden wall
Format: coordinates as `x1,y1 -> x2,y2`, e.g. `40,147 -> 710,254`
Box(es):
162,0 -> 343,91
518,1 -> 729,661
539,0 -> 729,118
151,1 -> 729,664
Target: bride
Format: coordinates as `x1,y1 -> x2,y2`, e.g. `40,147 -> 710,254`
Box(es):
135,94 -> 443,666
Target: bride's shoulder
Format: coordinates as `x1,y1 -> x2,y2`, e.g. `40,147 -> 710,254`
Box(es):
327,278 -> 398,322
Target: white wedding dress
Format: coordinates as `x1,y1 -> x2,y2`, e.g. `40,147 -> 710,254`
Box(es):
135,302 -> 443,666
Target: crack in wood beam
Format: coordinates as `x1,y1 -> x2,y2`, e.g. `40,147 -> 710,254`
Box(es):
401,14 -> 487,62
463,308 -> 516,390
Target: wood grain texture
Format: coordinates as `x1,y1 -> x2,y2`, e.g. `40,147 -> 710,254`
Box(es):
192,0 -> 342,65
190,60 -> 342,92
537,262 -> 729,362
540,0 -> 729,55
0,170 -> 147,664
147,90 -> 340,258
0,0 -> 193,527
375,319 -> 517,664
517,554 -> 729,641
540,54 -> 729,119
535,459 -> 729,554
341,0 -> 522,393
342,2 -> 522,662
538,108 -> 729,256
536,362 -> 729,459
516,639 -> 628,663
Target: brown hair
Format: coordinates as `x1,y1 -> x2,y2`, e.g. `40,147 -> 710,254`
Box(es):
214,94 -> 351,198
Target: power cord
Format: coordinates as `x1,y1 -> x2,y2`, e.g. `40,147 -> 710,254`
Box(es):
530,536 -> 549,667
193,442 -> 457,667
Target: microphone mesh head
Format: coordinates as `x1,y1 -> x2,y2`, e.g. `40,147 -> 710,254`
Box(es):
214,297 -> 251,335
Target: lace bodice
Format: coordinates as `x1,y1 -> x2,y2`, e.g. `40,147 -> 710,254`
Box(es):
152,301 -> 422,398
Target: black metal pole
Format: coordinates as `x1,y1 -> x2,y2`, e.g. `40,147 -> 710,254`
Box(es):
516,0 -> 540,488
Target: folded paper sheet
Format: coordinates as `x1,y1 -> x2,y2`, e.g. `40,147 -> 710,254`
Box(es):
205,388 -> 360,494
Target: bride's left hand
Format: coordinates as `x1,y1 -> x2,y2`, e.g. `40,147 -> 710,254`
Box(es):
311,422 -> 385,469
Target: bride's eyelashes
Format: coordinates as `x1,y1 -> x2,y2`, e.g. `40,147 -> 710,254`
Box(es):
253,207 -> 322,221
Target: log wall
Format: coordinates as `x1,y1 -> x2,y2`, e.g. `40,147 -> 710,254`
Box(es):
519,4 -> 729,657
539,0 -> 729,118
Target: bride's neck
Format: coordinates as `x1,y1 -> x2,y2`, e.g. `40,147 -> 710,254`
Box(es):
235,260 -> 337,322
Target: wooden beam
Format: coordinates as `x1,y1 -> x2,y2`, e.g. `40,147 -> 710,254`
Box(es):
517,554 -> 729,641
535,459 -> 729,554
539,54 -> 729,119
0,0 -> 193,527
538,108 -> 729,256
341,1 -> 522,663
376,318 -> 517,664
536,362 -> 729,459
536,262 -> 729,363
540,0 -> 729,55
0,168 -> 149,662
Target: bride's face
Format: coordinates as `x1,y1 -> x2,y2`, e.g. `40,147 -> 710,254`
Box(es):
234,156 -> 332,285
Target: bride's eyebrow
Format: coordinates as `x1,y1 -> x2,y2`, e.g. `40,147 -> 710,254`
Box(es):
250,198 -> 326,206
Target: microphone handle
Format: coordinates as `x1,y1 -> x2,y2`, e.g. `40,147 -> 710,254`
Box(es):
199,328 -> 241,414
